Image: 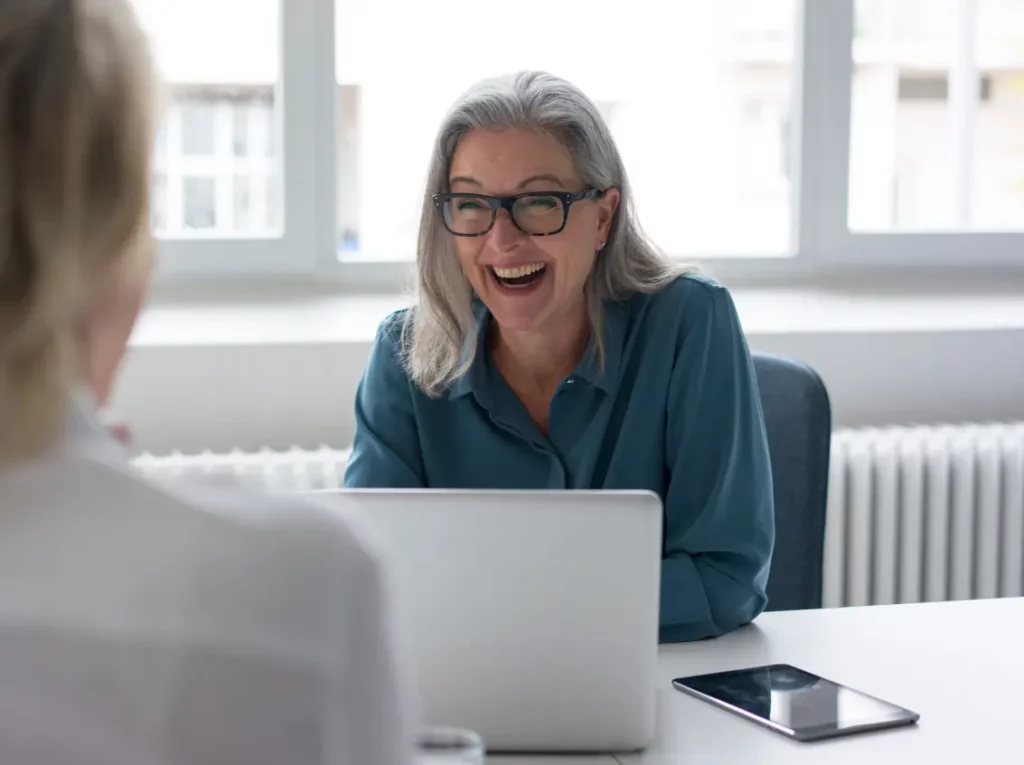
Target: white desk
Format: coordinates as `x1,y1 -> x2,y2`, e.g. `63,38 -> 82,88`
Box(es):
488,759 -> 614,764
619,598 -> 1024,764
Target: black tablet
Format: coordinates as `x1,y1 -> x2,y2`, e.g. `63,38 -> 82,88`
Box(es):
673,663 -> 920,742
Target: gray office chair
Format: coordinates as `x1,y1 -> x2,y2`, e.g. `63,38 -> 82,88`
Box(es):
753,354 -> 831,611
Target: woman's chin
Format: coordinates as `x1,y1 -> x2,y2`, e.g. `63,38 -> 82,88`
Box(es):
486,302 -> 551,334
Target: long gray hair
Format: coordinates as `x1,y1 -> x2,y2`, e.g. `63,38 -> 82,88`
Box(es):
402,70 -> 691,397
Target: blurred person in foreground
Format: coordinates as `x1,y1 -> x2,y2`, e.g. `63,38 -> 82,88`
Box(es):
0,1 -> 410,763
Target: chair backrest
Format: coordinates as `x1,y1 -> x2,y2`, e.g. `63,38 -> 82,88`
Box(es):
752,354 -> 831,611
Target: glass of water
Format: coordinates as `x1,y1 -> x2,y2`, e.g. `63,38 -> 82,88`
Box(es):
416,726 -> 484,765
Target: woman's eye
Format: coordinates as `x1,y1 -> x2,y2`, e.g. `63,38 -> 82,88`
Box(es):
456,200 -> 486,211
525,196 -> 558,210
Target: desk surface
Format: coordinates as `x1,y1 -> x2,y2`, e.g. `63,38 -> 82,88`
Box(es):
488,759 -> 614,765
617,597 -> 1024,764
487,599 -> 1023,763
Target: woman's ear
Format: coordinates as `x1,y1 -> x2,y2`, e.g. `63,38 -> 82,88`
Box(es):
597,187 -> 621,243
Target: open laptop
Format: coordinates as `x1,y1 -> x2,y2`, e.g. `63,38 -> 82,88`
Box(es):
313,489 -> 662,754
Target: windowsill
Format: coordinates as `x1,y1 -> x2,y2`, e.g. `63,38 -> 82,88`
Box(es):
133,292 -> 410,347
119,282 -> 1024,452
132,284 -> 1024,348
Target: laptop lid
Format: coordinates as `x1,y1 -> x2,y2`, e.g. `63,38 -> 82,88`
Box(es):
314,489 -> 662,754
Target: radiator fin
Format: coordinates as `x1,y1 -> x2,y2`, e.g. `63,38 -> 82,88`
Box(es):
133,447 -> 352,493
824,423 -> 1024,608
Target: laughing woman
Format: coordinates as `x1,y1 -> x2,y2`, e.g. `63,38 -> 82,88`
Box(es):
344,71 -> 774,643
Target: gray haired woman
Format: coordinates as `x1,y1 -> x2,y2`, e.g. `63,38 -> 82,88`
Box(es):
345,71 -> 775,644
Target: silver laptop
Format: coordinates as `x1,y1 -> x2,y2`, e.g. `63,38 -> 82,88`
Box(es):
314,489 -> 662,754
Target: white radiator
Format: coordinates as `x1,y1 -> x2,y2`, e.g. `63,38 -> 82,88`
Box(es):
133,446 -> 352,492
132,423 -> 1024,610
824,423 -> 1024,608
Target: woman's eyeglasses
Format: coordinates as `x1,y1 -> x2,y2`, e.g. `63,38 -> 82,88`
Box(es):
432,188 -> 608,237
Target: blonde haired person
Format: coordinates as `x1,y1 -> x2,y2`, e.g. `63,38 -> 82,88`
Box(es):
0,2 -> 410,763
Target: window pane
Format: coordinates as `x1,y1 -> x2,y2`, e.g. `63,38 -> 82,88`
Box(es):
335,0 -> 797,261
849,0 -> 1024,231
233,175 -> 254,230
973,0 -> 1024,228
232,104 -> 252,158
232,174 -> 270,232
152,173 -> 168,231
232,98 -> 274,158
180,99 -> 217,156
131,0 -> 281,238
183,176 -> 217,230
154,124 -> 168,164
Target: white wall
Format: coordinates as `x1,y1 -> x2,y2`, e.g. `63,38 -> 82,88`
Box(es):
113,291 -> 1024,455
752,328 -> 1024,429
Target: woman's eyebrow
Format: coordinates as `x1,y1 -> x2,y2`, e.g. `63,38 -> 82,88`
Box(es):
448,173 -> 567,190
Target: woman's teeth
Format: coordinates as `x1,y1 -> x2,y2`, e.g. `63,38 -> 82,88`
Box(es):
492,263 -> 546,279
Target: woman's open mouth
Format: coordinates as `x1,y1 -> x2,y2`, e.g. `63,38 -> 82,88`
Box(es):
490,263 -> 547,290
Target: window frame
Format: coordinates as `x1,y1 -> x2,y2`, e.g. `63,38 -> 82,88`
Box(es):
816,0 -> 1024,272
155,0 -> 334,283
154,0 -> 1024,291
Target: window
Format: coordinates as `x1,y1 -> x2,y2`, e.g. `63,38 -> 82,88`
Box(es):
152,173 -> 168,231
826,0 -> 1024,266
233,175 -> 255,230
335,0 -> 798,261
182,176 -> 217,230
180,100 -> 217,157
145,0 -> 1024,284
132,0 -> 322,277
849,0 -> 1024,231
150,94 -> 277,237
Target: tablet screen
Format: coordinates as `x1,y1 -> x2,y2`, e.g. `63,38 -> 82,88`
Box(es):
675,664 -> 918,738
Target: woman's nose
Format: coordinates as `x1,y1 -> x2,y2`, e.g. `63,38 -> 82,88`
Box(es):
487,208 -> 524,251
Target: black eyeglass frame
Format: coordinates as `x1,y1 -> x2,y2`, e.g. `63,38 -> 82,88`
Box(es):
431,188 -> 610,237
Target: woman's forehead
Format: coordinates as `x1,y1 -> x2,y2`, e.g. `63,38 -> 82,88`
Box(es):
450,128 -> 577,188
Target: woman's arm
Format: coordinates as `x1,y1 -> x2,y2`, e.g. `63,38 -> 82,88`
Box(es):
344,314 -> 426,488
659,282 -> 775,643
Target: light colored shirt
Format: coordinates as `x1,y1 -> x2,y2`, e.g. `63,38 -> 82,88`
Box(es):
0,394 -> 412,765
345,273 -> 775,643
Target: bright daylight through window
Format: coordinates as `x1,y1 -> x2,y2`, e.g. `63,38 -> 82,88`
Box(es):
850,0 -> 1024,231
133,0 -> 1024,277
336,0 -> 797,261
133,0 -> 281,240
